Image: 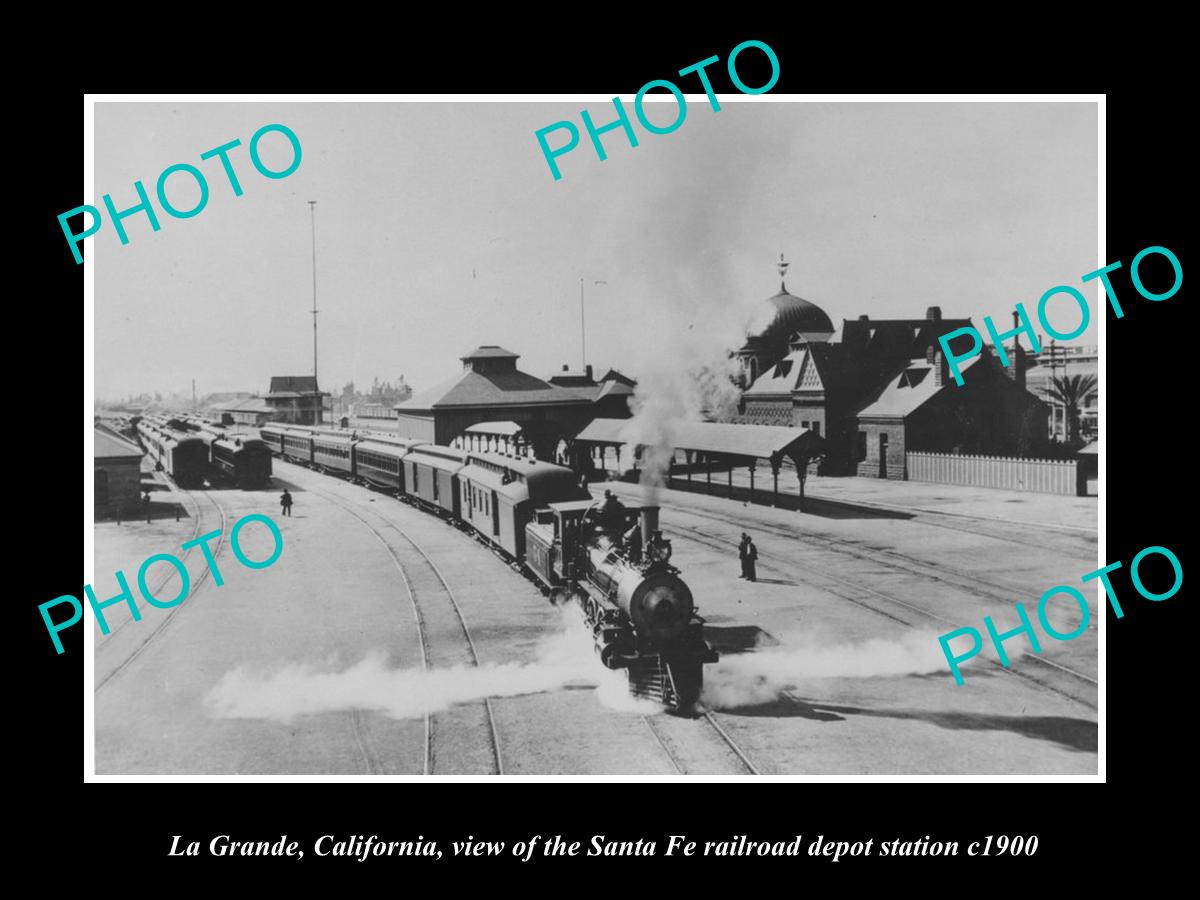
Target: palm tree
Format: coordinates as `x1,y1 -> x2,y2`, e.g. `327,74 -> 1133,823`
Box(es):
1046,374 -> 1097,445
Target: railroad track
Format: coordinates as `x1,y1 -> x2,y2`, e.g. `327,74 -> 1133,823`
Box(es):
665,520 -> 1097,709
98,483 -> 205,648
302,479 -> 504,776
298,467 -> 760,776
96,491 -> 228,693
642,709 -> 761,775
622,487 -> 1091,618
677,481 -> 1097,555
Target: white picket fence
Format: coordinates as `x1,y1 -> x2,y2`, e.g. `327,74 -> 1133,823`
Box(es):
906,451 -> 1077,495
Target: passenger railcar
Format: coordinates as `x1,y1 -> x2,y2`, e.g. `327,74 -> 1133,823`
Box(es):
259,422 -> 287,456
208,431 -> 273,488
312,428 -> 356,477
402,444 -> 468,516
136,419 -> 208,487
459,452 -> 589,558
281,426 -> 315,465
354,434 -> 424,492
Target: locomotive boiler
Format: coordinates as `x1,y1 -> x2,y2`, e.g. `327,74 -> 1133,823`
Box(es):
525,501 -> 717,712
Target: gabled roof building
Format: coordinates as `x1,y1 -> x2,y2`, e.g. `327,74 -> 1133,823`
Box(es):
735,260 -> 1050,478
393,346 -> 630,459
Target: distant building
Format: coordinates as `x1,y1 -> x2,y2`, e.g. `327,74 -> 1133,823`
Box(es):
264,375 -> 328,425
1022,344 -> 1097,442
95,426 -> 144,514
735,258 -> 1050,477
547,364 -> 637,420
352,402 -> 397,420
393,346 -> 616,459
210,396 -> 274,427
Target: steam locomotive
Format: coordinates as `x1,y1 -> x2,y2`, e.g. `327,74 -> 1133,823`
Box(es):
525,501 -> 717,710
257,421 -> 718,712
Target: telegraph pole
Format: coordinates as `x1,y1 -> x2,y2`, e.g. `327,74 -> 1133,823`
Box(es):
309,201 -> 318,382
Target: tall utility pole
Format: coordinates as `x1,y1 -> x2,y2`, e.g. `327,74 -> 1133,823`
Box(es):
309,201 -> 319,382
580,278 -> 606,371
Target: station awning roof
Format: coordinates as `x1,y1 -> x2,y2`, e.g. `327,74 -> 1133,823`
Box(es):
464,421 -> 524,437
575,418 -> 815,460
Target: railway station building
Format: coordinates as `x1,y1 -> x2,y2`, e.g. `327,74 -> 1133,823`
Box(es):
733,261 -> 1050,477
393,346 -> 627,460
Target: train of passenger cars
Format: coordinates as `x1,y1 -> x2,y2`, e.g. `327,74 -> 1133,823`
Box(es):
137,415 -> 272,489
260,421 -> 718,711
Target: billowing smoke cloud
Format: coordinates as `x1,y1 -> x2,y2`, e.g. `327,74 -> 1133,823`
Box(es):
615,278 -> 776,504
205,609 -> 658,722
702,632 -> 949,709
619,356 -> 745,504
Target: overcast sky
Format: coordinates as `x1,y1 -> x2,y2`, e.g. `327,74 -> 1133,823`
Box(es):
93,100 -> 1098,401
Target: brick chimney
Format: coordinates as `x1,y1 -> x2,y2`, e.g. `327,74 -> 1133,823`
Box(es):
926,306 -> 942,322
585,364 -> 593,381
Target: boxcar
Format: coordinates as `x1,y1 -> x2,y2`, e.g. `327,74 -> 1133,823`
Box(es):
353,434 -> 424,492
312,428 -> 356,477
259,422 -> 288,455
458,452 -> 589,559
402,444 -> 468,516
281,426 -> 315,465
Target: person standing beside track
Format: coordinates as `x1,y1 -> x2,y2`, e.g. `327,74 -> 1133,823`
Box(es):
280,489 -> 293,517
739,533 -> 758,582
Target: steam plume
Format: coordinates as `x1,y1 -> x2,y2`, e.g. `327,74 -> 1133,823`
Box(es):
205,610 -> 657,722
702,632 -> 949,709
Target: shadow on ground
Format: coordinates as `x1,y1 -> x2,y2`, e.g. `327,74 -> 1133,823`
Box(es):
724,693 -> 1096,753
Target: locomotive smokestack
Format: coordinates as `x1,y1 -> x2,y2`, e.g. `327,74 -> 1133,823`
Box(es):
640,506 -> 659,547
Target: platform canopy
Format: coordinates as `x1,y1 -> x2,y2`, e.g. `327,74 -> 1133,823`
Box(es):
575,418 -> 816,462
464,421 -> 524,437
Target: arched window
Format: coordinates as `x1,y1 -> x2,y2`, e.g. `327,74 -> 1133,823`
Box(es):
748,358 -> 759,383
